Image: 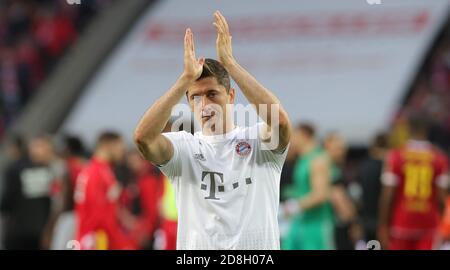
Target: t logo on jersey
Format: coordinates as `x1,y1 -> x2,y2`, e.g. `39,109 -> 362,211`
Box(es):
201,171 -> 252,200
201,171 -> 224,200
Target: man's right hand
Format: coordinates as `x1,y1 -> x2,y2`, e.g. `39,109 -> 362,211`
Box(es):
134,29 -> 203,166
182,28 -> 204,82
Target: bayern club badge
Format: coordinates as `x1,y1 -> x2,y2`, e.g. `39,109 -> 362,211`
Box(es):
236,141 -> 252,156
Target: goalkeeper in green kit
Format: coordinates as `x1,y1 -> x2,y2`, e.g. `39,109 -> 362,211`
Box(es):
282,123 -> 336,250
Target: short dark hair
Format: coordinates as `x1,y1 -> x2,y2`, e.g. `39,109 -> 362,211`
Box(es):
29,134 -> 53,145
64,135 -> 85,156
197,58 -> 231,91
371,133 -> 388,149
297,122 -> 316,138
96,131 -> 122,148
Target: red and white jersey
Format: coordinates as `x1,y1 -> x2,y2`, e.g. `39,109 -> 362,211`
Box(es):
74,158 -> 135,250
382,140 -> 449,239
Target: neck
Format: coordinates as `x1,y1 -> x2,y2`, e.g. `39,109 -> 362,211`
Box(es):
202,117 -> 235,136
94,150 -> 110,163
301,141 -> 317,155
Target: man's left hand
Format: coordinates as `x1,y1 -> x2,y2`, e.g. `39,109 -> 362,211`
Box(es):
213,11 -> 235,67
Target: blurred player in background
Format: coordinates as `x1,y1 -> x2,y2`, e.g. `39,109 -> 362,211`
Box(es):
378,116 -> 449,250
357,133 -> 389,244
121,150 -> 164,249
50,135 -> 87,249
74,132 -> 136,250
0,135 -> 63,249
278,134 -> 302,242
153,176 -> 178,250
440,196 -> 450,249
0,134 -> 27,249
283,123 -> 335,250
324,132 -> 357,250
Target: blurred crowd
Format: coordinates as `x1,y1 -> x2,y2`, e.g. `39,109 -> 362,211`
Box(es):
0,128 -> 178,250
0,0 -> 114,138
278,118 -> 449,250
390,22 -> 450,155
1,115 -> 449,250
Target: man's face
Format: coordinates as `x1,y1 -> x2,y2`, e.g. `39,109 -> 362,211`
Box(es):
29,138 -> 54,164
108,139 -> 126,163
326,135 -> 347,163
187,77 -> 234,133
295,129 -> 310,154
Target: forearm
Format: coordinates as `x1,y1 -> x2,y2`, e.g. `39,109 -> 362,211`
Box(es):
378,194 -> 393,227
298,158 -> 330,211
134,75 -> 191,142
225,60 -> 289,127
299,192 -> 328,211
378,189 -> 394,227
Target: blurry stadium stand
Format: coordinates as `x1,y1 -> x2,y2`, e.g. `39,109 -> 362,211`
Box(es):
0,0 -> 155,193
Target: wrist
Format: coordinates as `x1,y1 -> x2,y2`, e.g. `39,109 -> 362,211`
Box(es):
285,199 -> 302,216
177,73 -> 196,88
222,56 -> 237,70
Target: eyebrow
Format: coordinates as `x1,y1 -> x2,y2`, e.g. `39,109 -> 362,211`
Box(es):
188,89 -> 219,99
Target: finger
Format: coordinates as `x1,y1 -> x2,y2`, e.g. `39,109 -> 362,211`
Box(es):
190,30 -> 196,58
214,11 -> 220,23
213,22 -> 224,35
184,28 -> 190,57
198,57 -> 205,66
214,12 -> 224,32
216,11 -> 230,34
185,28 -> 193,58
190,30 -> 194,52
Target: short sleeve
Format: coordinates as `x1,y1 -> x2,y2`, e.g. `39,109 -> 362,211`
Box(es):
253,122 -> 289,171
158,131 -> 192,180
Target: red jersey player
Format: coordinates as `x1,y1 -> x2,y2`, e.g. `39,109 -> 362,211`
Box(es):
120,150 -> 165,249
379,117 -> 449,250
74,132 -> 136,250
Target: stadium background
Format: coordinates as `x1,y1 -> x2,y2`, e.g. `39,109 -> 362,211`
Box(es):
0,0 -> 449,250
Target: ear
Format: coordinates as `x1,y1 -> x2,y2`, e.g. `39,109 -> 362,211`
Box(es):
185,91 -> 193,106
228,88 -> 235,104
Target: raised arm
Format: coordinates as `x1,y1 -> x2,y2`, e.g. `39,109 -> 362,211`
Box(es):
134,29 -> 204,165
213,11 -> 292,152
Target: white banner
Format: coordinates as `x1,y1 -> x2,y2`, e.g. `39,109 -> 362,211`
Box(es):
62,0 -> 449,146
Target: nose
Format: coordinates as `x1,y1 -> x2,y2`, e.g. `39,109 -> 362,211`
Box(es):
200,95 -> 212,112
201,95 -> 210,107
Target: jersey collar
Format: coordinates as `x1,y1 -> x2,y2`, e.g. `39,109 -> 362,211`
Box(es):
196,126 -> 240,143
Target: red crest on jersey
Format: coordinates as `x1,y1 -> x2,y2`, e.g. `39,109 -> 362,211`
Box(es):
236,141 -> 251,156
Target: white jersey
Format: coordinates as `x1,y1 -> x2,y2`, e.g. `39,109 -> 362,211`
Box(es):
159,123 -> 287,250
